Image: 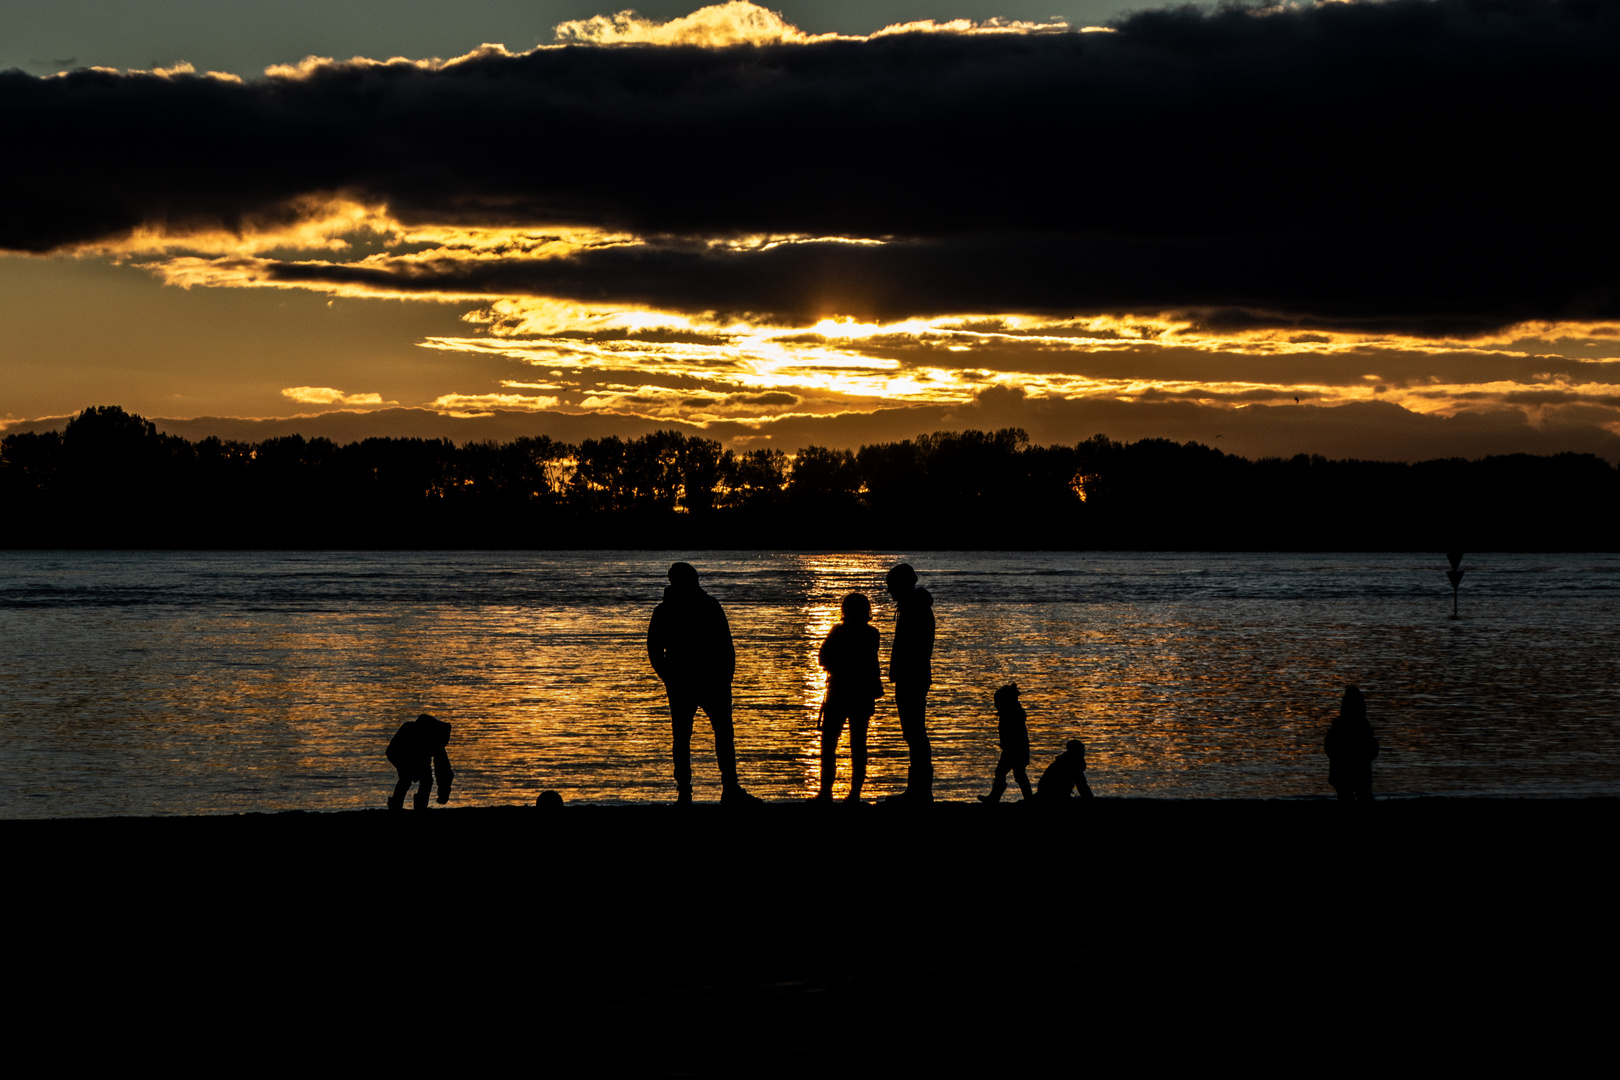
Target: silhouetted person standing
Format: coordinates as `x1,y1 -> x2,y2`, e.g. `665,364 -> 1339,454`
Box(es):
386,713 -> 453,811
980,683 -> 1034,803
1037,739 -> 1093,802
1325,685 -> 1379,801
648,562 -> 761,805
813,592 -> 884,803
885,563 -> 936,802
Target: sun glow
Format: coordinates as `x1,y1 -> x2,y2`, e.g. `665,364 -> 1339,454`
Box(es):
24,186 -> 1619,439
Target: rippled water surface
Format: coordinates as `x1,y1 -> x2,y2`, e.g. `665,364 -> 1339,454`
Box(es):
3,550 -> 1617,817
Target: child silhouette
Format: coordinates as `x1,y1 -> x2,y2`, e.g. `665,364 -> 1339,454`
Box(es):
386,713 -> 454,810
979,683 -> 1034,803
1037,739 -> 1094,803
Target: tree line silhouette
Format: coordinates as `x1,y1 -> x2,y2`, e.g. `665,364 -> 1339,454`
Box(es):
2,405 -> 1614,549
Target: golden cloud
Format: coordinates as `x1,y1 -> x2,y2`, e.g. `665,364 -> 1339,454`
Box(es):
281,387 -> 396,406
429,392 -> 562,417
552,3 -> 1076,48
65,197 -> 401,259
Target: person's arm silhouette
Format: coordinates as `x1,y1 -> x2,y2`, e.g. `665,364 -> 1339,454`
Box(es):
434,743 -> 453,803
648,605 -> 671,685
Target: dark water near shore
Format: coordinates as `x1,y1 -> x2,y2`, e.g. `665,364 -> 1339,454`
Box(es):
2,550 -> 1617,817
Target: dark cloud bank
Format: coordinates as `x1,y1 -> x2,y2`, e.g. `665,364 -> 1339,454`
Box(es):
5,0 -> 1619,333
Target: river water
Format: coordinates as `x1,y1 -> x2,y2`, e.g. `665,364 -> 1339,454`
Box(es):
2,550 -> 1617,817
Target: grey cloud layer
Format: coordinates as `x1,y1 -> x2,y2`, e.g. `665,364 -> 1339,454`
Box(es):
5,0 -> 1618,331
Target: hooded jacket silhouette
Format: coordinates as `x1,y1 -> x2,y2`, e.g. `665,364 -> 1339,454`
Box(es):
646,564 -> 757,804
888,585 -> 936,685
1037,739 -> 1093,802
648,581 -> 735,693
1325,686 -> 1379,800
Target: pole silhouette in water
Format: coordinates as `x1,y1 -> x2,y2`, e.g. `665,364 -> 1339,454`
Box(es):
1446,551 -> 1465,619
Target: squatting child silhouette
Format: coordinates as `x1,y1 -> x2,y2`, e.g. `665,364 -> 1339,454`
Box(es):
1036,738 -> 1094,803
386,712 -> 454,811
979,683 -> 1034,803
812,592 -> 884,803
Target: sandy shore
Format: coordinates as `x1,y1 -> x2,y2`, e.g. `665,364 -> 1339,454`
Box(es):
10,798 -> 1614,1073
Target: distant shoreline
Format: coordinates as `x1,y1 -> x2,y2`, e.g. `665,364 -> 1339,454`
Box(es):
6,407 -> 1617,550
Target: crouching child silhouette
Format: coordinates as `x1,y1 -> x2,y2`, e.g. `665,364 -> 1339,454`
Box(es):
387,713 -> 454,810
1036,739 -> 1094,803
979,683 -> 1034,803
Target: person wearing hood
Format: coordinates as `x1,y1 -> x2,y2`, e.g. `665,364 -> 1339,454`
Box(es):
885,562 -> 936,802
647,562 -> 762,805
1325,685 -> 1379,801
1036,739 -> 1094,803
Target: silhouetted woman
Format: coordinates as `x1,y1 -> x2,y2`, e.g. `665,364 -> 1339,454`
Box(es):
1325,686 -> 1379,801
812,593 -> 883,803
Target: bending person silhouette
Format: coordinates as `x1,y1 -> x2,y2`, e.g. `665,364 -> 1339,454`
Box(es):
980,683 -> 1034,803
885,563 -> 936,802
386,712 -> 453,811
812,592 -> 884,803
1036,739 -> 1093,803
1325,685 -> 1379,801
647,562 -> 761,805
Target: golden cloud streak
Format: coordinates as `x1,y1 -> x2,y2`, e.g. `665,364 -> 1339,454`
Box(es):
32,214 -> 1619,433
553,3 -> 1076,48
403,294 -> 1620,429
263,43 -> 519,80
281,387 -> 396,406
65,197 -> 403,259
429,392 -> 562,417
248,3 -> 1089,85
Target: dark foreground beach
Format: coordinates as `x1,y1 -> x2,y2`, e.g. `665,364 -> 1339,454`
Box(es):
11,799 -> 1615,1074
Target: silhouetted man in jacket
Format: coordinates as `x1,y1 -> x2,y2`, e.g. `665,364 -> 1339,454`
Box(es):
885,563 -> 936,802
647,562 -> 761,805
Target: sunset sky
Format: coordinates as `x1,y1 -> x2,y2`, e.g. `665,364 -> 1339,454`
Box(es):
4,0 -> 1618,462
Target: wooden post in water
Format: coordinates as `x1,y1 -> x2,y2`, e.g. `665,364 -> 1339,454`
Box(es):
1446,551 -> 1465,619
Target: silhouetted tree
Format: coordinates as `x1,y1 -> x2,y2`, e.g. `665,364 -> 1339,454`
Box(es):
721,448 -> 789,511
571,436 -> 629,513
676,435 -> 727,515
4,405 -> 1617,549
787,445 -> 862,517
622,430 -> 684,512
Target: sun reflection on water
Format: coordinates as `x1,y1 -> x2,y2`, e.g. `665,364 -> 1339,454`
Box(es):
2,550 -> 1618,817
777,553 -> 892,799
